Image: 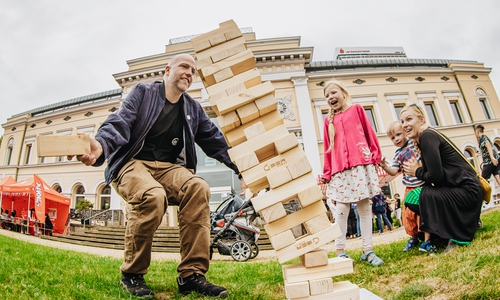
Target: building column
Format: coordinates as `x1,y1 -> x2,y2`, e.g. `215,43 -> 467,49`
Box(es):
292,77 -> 321,178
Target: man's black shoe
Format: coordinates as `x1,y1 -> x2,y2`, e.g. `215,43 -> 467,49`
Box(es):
177,273 -> 228,298
120,273 -> 154,298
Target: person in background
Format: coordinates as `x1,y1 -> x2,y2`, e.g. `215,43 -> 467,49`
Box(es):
371,193 -> 393,234
402,103 -> 483,253
393,193 -> 403,228
352,203 -> 361,238
380,120 -> 425,251
320,79 -> 384,266
72,54 -> 247,298
475,124 -> 500,188
44,214 -> 53,236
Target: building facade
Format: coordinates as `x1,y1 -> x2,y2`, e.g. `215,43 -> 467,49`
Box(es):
1,28 -> 499,223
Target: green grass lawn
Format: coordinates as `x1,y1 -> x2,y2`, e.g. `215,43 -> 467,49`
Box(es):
1,208 -> 499,300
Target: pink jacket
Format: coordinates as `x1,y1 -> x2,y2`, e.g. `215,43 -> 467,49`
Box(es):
321,104 -> 381,181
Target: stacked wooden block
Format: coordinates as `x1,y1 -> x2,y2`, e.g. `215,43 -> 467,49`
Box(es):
192,20 -> 360,300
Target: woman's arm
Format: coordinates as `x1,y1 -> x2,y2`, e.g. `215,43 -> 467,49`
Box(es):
415,131 -> 445,184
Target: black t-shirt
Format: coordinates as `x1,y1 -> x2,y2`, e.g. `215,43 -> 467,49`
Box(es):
134,83 -> 184,163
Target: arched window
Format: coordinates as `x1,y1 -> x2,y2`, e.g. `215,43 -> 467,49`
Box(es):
464,148 -> 476,168
73,184 -> 86,208
99,185 -> 111,210
5,138 -> 14,165
52,184 -> 62,193
476,88 -> 493,120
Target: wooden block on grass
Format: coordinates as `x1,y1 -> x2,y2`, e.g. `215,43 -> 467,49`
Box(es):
293,281 -> 359,300
284,280 -> 310,299
285,283 -> 309,300
276,224 -> 342,264
309,277 -> 334,296
37,135 -> 90,157
299,248 -> 329,268
282,256 -> 353,283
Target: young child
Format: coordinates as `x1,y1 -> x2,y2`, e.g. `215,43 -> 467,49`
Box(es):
320,79 -> 384,266
380,120 -> 425,251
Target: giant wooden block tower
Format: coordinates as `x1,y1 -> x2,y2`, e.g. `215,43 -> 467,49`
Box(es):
192,20 -> 360,300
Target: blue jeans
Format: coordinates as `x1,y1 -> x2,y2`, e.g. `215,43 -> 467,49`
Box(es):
375,212 -> 393,233
353,208 -> 361,236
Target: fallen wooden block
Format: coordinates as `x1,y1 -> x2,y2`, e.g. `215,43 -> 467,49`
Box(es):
37,135 -> 90,157
283,257 -> 353,284
290,281 -> 360,300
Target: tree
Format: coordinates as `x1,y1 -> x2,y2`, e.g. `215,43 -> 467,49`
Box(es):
75,199 -> 93,224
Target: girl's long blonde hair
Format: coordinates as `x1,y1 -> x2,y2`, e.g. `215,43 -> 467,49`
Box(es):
324,79 -> 351,153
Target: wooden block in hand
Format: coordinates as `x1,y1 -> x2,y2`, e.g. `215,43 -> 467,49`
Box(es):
37,135 -> 90,157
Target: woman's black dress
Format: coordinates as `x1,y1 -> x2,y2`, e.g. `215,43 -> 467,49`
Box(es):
416,128 -> 483,242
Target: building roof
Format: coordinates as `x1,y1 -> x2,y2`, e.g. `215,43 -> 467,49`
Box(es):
12,88 -> 122,118
308,57 -> 478,71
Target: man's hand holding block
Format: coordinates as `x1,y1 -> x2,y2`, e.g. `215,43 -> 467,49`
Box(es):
36,135 -> 91,157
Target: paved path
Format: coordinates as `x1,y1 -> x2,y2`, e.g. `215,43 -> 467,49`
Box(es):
0,226 -> 408,262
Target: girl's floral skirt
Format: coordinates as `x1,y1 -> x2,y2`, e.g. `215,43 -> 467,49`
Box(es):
326,164 -> 381,203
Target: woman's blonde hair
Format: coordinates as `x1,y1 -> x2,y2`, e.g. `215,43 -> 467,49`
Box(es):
400,103 -> 425,121
323,79 -> 351,153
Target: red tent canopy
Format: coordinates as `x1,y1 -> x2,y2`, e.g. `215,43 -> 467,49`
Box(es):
1,175 -> 70,234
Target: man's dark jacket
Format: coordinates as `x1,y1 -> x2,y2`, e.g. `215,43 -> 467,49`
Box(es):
93,81 -> 238,184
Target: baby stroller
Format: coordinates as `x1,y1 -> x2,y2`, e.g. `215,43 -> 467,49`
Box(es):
210,192 -> 261,262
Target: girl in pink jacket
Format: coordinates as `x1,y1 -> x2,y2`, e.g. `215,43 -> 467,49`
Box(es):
320,79 -> 384,266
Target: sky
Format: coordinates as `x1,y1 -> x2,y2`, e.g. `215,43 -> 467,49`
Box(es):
1,0 -> 499,130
